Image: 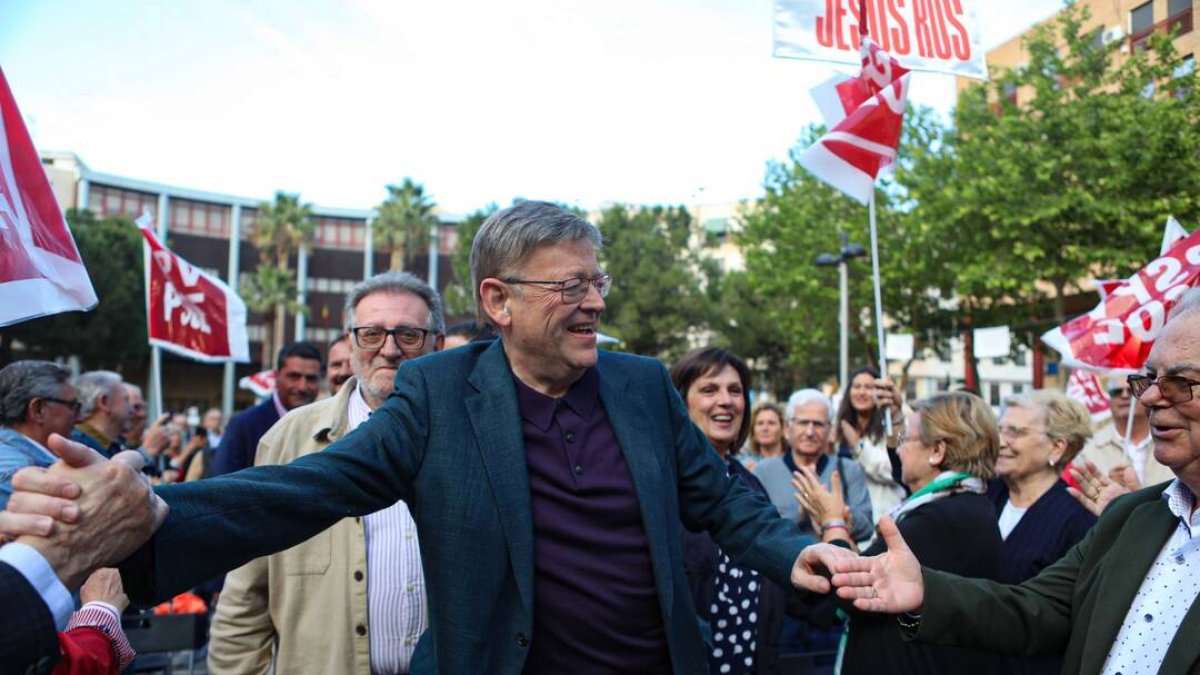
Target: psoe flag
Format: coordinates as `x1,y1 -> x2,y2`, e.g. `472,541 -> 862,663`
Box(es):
1042,226 -> 1200,372
138,214 -> 249,363
773,0 -> 987,80
0,67 -> 98,326
797,37 -> 910,204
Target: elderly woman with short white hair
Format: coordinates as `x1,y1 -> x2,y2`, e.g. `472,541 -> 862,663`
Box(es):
988,390 -> 1097,675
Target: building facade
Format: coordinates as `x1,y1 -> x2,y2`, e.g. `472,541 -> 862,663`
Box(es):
41,152 -> 461,416
958,0 -> 1196,99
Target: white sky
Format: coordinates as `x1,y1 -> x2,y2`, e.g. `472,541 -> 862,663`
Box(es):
1,0 -> 1063,215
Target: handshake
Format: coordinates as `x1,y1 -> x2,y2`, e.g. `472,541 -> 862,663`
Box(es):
788,516 -> 927,613
0,433 -> 170,590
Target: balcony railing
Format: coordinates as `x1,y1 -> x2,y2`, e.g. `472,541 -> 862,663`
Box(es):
1130,7 -> 1194,51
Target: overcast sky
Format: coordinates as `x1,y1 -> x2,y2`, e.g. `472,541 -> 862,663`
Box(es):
1,0 -> 1064,215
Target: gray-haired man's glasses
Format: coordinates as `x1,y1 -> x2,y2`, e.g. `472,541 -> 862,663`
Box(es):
502,275 -> 612,304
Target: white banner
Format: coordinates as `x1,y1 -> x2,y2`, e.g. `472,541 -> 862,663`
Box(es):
773,0 -> 988,81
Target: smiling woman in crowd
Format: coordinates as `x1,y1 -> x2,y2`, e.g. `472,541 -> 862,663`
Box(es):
672,347 -> 790,675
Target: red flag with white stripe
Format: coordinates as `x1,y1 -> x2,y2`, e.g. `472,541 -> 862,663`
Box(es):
1042,225 -> 1200,371
0,67 -> 97,326
139,213 -> 249,363
798,37 -> 911,204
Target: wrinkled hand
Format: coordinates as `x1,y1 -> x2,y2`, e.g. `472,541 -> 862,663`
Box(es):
830,516 -> 923,613
793,467 -> 845,528
791,542 -> 857,594
1108,465 -> 1141,492
1067,460 -> 1129,517
80,567 -> 129,612
6,434 -> 169,589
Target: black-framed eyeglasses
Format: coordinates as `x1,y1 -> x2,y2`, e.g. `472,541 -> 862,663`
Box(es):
42,396 -> 82,415
1107,387 -> 1131,399
1129,373 -> 1200,404
502,275 -> 612,304
350,325 -> 432,352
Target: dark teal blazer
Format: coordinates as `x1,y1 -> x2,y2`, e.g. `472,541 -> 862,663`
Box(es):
916,481 -> 1200,675
122,340 -> 812,674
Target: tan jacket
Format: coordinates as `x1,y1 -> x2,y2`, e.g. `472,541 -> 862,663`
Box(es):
1077,421 -> 1174,487
207,379 -> 372,675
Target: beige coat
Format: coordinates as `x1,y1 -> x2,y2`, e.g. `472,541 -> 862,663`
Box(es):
207,379 -> 372,675
1077,421 -> 1174,487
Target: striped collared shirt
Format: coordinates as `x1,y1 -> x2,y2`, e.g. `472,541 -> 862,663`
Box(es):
349,386 -> 428,674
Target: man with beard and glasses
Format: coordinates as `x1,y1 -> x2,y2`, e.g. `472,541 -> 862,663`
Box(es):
209,271 -> 442,675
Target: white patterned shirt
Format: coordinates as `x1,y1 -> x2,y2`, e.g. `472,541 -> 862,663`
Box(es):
349,387 -> 428,675
1100,480 -> 1200,675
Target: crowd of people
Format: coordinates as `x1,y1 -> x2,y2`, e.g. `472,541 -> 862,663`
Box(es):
0,200 -> 1197,675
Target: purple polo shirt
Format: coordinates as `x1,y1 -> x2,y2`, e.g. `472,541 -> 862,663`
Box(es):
513,367 -> 670,674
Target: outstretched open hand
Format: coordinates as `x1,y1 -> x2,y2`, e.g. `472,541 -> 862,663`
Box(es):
830,516 -> 924,613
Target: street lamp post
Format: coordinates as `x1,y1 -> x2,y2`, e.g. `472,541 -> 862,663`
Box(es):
815,231 -> 867,392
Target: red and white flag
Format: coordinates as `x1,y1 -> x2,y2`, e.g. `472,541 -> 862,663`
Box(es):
139,213 -> 249,363
238,369 -> 275,397
1065,369 -> 1112,423
798,37 -> 911,205
0,67 -> 97,326
1092,217 -> 1189,301
1042,224 -> 1200,371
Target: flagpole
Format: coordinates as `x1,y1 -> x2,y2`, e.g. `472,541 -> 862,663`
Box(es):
868,192 -> 892,436
1122,399 -> 1136,463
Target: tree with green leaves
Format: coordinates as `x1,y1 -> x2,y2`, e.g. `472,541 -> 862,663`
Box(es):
244,191 -> 314,366
911,2 -> 1200,330
241,265 -> 305,367
442,204 -> 497,317
374,178 -> 437,273
0,209 -> 147,370
596,204 -> 716,361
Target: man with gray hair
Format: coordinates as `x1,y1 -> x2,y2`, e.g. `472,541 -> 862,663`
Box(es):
10,200 -> 850,675
209,270 -> 444,675
71,370 -> 131,459
0,361 -> 80,509
754,389 -> 874,542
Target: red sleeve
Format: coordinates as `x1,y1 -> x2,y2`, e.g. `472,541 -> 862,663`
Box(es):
54,628 -> 118,675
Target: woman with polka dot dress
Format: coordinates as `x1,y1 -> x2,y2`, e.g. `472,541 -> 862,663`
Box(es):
672,348 -> 791,675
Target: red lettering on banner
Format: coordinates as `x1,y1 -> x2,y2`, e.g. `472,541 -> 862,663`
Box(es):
912,0 -> 933,57
842,0 -> 857,50
866,0 -> 890,51
887,0 -> 911,55
945,0 -> 971,59
816,0 -> 837,47
927,0 -> 953,59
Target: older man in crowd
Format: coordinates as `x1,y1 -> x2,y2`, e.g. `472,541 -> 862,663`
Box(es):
834,287 -> 1200,674
4,201 -> 848,675
209,271 -> 443,675
1077,373 -> 1173,490
71,371 -> 131,459
210,341 -> 322,476
0,361 -> 80,509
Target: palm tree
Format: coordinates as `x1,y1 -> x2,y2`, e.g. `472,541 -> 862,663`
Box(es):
241,265 -> 304,367
374,178 -> 437,272
247,191 -> 315,365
